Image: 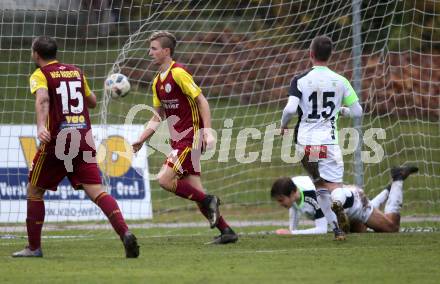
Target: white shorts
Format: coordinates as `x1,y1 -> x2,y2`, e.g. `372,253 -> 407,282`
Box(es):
345,187 -> 374,224
295,144 -> 344,183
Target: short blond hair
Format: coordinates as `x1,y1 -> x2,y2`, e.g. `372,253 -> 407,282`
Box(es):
149,31 -> 177,56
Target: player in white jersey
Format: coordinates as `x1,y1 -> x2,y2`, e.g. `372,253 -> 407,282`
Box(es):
280,36 -> 363,240
271,176 -> 328,235
271,165 -> 418,235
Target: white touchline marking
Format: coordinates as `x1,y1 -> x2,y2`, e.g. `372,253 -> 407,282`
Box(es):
255,250 -> 288,253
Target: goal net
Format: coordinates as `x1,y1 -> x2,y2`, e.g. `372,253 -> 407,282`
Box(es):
1,0 -> 439,234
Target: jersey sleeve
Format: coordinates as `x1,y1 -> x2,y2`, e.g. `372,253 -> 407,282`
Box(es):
83,75 -> 92,97
29,69 -> 47,95
151,75 -> 161,107
287,76 -> 302,99
341,77 -> 359,107
172,67 -> 202,99
304,191 -> 325,219
290,217 -> 327,235
289,207 -> 300,231
314,206 -> 325,219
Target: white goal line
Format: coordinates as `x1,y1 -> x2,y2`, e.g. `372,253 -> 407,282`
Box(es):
1,216 -> 439,233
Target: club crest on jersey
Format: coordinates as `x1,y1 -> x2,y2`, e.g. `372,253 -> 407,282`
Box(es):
165,83 -> 172,93
30,79 -> 37,90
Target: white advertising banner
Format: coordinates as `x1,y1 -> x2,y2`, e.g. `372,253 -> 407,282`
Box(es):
0,124 -> 152,222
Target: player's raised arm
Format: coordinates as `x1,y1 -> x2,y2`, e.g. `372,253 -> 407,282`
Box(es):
34,88 -> 51,144
132,107 -> 164,153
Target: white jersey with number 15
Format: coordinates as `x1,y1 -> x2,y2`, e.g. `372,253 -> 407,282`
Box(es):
289,66 -> 359,146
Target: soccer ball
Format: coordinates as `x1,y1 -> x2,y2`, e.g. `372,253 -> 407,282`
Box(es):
105,73 -> 130,98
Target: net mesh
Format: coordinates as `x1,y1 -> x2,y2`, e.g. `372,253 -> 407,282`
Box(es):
0,0 -> 439,233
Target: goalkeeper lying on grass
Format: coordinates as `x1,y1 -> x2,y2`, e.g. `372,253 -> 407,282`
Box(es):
271,165 -> 418,235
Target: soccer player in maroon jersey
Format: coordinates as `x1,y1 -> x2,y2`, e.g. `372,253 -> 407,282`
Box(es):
132,31 -> 238,244
12,36 -> 139,258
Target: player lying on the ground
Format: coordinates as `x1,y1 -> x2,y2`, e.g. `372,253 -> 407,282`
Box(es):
271,165 -> 418,234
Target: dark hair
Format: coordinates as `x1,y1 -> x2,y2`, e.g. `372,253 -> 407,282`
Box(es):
271,177 -> 297,198
32,36 -> 57,60
310,36 -> 332,61
149,31 -> 177,56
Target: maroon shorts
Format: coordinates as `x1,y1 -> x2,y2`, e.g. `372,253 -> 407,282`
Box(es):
28,150 -> 102,190
165,147 -> 201,177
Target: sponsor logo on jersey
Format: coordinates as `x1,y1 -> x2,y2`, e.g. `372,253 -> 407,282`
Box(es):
162,99 -> 179,109
165,83 -> 172,93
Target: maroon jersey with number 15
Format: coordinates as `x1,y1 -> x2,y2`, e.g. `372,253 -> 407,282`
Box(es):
28,61 -> 101,189
30,61 -> 95,153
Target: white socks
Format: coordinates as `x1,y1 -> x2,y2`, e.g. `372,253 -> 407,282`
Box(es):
384,181 -> 403,214
371,189 -> 389,209
317,188 -> 339,230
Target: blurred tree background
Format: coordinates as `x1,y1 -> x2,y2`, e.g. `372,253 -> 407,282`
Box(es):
1,0 -> 438,51
127,0 -> 439,52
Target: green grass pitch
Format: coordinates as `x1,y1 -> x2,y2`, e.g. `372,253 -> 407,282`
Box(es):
1,227 -> 440,284
1,45 -> 439,284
